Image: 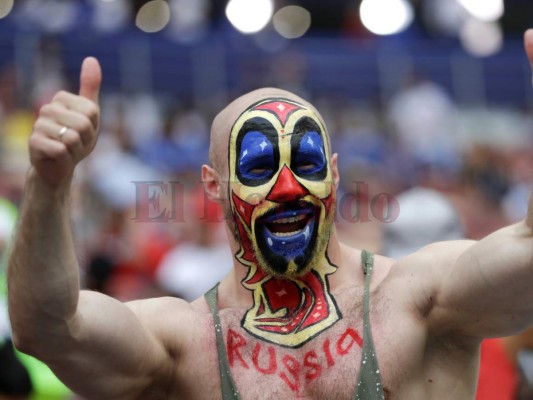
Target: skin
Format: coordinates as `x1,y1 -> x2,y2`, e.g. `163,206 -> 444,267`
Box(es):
504,328 -> 533,364
221,95 -> 342,348
7,31 -> 533,399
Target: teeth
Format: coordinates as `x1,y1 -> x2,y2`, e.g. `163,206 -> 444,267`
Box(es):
272,229 -> 303,237
272,215 -> 306,224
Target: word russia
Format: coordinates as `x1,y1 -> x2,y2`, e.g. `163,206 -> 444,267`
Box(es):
227,326 -> 363,394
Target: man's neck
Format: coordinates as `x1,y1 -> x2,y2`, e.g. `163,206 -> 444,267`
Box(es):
222,227 -> 344,307
224,228 -> 344,347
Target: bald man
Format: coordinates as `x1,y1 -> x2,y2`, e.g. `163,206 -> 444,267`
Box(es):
7,31 -> 533,400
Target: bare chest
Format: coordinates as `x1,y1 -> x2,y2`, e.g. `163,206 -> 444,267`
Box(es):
176,288 -> 425,400
222,318 -> 365,399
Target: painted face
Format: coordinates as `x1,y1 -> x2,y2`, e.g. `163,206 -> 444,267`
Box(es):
228,98 -> 336,279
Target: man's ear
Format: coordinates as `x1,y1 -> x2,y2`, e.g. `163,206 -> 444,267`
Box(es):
202,164 -> 224,202
331,153 -> 340,189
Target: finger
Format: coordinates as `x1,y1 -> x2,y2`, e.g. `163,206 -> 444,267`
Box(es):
34,117 -> 68,141
53,91 -> 100,128
40,103 -> 94,146
33,118 -> 84,158
79,57 -> 102,103
525,29 -> 533,76
58,127 -> 84,158
29,133 -> 70,164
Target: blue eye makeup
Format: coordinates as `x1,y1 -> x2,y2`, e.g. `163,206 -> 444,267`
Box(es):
239,131 -> 275,179
236,118 -> 279,187
290,117 -> 327,180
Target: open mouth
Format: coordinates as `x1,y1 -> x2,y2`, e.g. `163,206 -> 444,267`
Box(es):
264,212 -> 313,237
254,201 -> 320,274
259,204 -> 316,239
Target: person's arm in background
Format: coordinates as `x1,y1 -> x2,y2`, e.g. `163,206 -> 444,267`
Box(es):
8,58 -> 176,400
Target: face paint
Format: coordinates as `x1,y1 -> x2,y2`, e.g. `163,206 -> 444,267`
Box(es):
228,98 -> 341,347
230,101 -> 335,277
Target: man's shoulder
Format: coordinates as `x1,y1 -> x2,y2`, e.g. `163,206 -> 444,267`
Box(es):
126,296 -> 213,360
126,295 -> 211,323
126,294 -> 191,311
126,296 -> 209,337
383,239 -> 476,276
371,240 -> 478,324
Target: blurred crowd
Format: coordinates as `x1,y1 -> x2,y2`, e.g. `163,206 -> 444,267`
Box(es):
0,31 -> 533,399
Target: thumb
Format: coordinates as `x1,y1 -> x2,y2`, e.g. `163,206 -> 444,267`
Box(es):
79,57 -> 102,102
525,29 -> 533,69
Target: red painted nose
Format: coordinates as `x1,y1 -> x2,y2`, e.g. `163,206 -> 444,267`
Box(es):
266,166 -> 309,203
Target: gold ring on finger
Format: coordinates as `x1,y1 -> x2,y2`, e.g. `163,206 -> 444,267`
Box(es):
58,125 -> 68,141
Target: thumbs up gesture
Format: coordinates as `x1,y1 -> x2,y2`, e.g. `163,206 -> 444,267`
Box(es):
29,57 -> 102,189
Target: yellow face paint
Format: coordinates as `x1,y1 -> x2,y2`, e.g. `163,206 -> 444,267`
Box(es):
227,97 -> 340,348
229,98 -> 335,276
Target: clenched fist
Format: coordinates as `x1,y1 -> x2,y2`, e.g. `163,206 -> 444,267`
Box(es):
29,57 -> 102,190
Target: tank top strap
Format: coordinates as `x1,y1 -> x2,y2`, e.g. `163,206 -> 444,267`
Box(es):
361,249 -> 375,276
354,250 -> 385,400
204,284 -> 242,400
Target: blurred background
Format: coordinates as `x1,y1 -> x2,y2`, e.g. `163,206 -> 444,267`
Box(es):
0,0 -> 532,398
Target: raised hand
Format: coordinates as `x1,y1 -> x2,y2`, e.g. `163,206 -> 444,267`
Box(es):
29,57 -> 102,189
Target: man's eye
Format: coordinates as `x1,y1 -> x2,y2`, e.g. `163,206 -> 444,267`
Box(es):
250,166 -> 272,175
298,163 -> 317,172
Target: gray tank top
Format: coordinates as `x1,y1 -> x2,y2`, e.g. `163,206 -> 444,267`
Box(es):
204,250 -> 385,400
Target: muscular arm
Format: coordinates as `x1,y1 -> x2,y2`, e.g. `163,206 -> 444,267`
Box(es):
427,221 -> 533,339
409,30 -> 533,341
8,58 -> 176,399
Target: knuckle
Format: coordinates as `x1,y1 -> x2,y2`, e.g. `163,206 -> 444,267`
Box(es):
39,103 -> 54,116
33,118 -> 46,131
63,141 -> 77,154
52,90 -> 68,102
86,103 -> 100,121
63,130 -> 82,148
28,134 -> 41,149
62,134 -> 83,155
54,143 -> 69,156
42,102 -> 63,117
74,116 -> 92,134
50,145 -> 70,162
